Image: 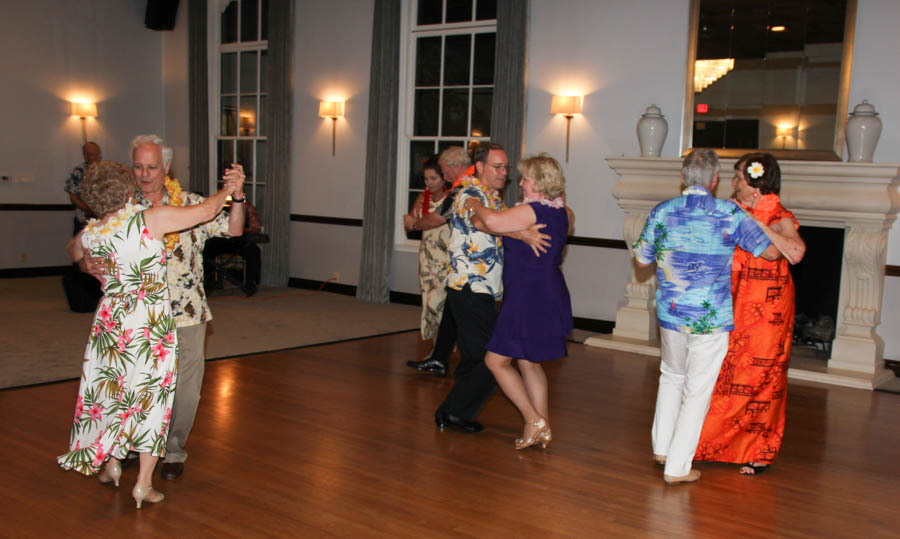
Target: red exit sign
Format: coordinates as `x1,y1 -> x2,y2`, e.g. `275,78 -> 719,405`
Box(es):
696,103 -> 708,113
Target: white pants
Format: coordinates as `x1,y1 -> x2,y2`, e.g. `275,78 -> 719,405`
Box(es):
651,327 -> 729,477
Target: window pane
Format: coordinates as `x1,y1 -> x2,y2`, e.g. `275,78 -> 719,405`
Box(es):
409,140 -> 436,189
241,0 -> 259,42
217,140 -> 235,182
239,96 -> 257,136
256,140 -> 267,183
437,140 -> 460,157
414,89 -> 439,136
259,50 -> 269,94
221,53 -> 237,94
473,33 -> 495,85
258,95 -> 268,137
221,1 -> 238,43
446,0 -> 472,22
471,88 -> 492,137
417,0 -> 443,25
221,96 -> 238,136
261,0 -> 268,40
443,35 -> 471,85
415,37 -> 441,86
237,140 -> 254,180
475,0 -> 496,20
441,88 -> 469,136
240,51 -> 258,94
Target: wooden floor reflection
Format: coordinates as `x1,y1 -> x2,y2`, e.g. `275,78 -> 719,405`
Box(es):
3,331 -> 899,537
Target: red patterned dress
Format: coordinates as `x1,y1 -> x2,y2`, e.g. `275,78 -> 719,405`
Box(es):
695,194 -> 798,466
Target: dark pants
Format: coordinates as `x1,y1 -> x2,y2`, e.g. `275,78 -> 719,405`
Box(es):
435,285 -> 498,421
429,296 -> 458,363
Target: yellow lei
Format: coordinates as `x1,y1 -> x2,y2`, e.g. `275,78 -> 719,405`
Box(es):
461,176 -> 503,210
163,176 -> 183,251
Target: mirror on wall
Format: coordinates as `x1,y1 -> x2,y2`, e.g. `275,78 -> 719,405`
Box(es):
682,0 -> 856,160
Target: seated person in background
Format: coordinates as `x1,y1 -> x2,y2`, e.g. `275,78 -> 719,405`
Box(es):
203,199 -> 263,296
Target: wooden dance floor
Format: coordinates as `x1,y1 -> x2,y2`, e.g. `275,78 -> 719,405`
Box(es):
3,331 -> 899,537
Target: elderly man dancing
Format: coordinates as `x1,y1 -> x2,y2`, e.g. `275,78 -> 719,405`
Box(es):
632,148 -> 797,485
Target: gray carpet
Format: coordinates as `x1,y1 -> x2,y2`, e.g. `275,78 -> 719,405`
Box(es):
0,277 -> 420,389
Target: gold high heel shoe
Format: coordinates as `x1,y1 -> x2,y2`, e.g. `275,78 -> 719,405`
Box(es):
515,418 -> 552,450
132,483 -> 165,509
98,459 -> 122,487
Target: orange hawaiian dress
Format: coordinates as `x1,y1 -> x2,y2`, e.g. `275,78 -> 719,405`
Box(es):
695,194 -> 798,466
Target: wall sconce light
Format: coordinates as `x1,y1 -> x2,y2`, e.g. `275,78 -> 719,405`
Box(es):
550,96 -> 582,162
776,126 -> 793,149
71,102 -> 98,144
319,101 -> 344,156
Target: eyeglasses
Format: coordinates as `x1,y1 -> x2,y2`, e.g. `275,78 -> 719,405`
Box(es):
487,163 -> 511,171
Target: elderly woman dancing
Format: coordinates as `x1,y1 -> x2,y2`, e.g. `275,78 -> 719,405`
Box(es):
57,161 -> 236,508
465,153 -> 574,449
695,152 -> 806,475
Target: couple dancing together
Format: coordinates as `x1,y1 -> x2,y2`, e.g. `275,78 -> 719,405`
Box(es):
430,142 -> 574,450
57,135 -> 246,508
635,149 -> 806,484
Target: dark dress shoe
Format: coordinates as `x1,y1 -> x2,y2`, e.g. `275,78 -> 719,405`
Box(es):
406,357 -> 448,376
160,462 -> 184,480
435,412 -> 484,433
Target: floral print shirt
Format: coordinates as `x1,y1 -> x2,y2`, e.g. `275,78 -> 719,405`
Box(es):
135,189 -> 231,327
64,161 -> 88,224
632,185 -> 770,335
446,176 -> 505,300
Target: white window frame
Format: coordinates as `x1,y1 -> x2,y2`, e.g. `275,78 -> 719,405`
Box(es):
395,0 -> 497,253
208,0 -> 268,209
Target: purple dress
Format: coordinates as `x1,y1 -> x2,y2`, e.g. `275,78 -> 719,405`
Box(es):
487,202 -> 573,362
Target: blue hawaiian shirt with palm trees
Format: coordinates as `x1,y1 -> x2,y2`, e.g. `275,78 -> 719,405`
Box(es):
633,185 -> 770,335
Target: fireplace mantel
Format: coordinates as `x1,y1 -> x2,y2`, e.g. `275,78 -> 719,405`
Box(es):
586,156 -> 900,389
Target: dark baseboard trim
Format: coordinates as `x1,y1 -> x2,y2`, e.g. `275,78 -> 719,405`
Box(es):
568,237 -> 628,249
573,317 -> 615,334
886,265 -> 900,277
0,265 -> 70,278
287,277 -> 358,296
0,203 -> 74,212
290,214 -> 363,227
389,290 -> 421,305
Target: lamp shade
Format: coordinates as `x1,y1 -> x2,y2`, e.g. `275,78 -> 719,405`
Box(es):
319,101 -> 344,118
550,95 -> 582,116
776,126 -> 793,137
72,102 -> 98,118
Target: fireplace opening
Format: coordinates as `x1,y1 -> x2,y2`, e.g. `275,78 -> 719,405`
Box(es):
789,226 -> 844,358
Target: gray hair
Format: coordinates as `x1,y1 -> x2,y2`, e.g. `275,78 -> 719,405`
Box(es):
681,148 -> 719,188
438,146 -> 471,168
131,134 -> 173,167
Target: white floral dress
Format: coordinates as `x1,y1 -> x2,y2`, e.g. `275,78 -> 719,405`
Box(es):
57,203 -> 177,475
418,194 -> 451,340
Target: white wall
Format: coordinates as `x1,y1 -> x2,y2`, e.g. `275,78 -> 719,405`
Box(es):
289,0 -> 373,283
162,4 -> 190,182
0,0 -> 166,268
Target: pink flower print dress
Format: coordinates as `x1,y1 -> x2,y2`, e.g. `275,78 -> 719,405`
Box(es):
57,203 -> 178,475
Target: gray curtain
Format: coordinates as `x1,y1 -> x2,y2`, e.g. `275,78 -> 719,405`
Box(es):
493,0 -> 529,208
356,0 -> 401,303
260,0 -> 294,287
187,0 -> 209,195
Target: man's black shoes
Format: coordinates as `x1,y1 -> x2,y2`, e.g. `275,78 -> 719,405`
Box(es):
406,357 -> 448,376
434,412 -> 483,433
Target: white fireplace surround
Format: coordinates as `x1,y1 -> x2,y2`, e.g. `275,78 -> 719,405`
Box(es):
586,157 -> 900,390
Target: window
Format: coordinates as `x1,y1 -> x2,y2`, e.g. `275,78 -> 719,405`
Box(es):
396,0 -> 497,248
213,0 -> 268,218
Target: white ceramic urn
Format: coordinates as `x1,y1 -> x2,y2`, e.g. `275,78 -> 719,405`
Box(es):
637,104 -> 667,157
846,99 -> 882,162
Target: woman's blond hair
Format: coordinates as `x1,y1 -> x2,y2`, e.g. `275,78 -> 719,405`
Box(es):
517,153 -> 565,199
81,161 -> 137,216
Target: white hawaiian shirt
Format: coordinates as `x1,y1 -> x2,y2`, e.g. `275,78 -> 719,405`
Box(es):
445,176 -> 505,300
135,190 -> 231,327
